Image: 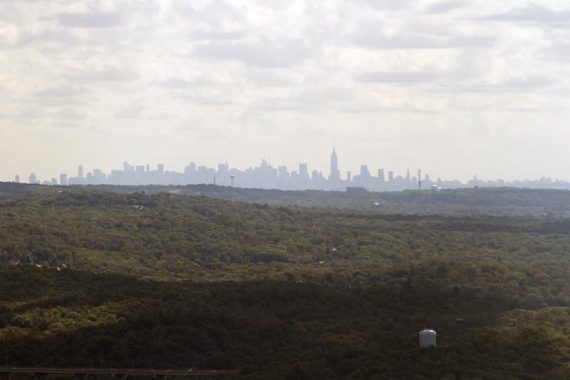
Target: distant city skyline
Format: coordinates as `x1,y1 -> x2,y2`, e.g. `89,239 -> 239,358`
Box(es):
12,148 -> 570,192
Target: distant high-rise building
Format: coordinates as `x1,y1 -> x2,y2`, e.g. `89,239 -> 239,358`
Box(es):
78,165 -> 84,179
60,174 -> 68,186
278,166 -> 288,177
378,169 -> 385,183
329,147 -> 340,181
184,163 -> 196,178
347,171 -> 352,182
93,169 -> 105,183
123,162 -> 134,183
418,169 -> 422,190
360,165 -> 370,178
218,162 -> 229,173
29,173 -> 37,184
299,163 -> 309,179
388,171 -> 394,182
14,175 -> 20,183
157,164 -> 164,175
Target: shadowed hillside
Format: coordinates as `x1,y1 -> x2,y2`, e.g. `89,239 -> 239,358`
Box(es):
0,267 -> 569,379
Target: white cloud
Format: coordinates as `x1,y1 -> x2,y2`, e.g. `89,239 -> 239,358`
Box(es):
351,33 -> 493,50
57,10 -> 126,28
193,39 -> 313,68
355,71 -> 441,84
484,4 -> 570,23
424,0 -> 472,14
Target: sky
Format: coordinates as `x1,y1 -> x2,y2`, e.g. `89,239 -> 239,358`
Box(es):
1,0 -> 570,182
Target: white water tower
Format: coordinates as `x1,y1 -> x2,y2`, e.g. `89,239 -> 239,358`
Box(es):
419,329 -> 437,348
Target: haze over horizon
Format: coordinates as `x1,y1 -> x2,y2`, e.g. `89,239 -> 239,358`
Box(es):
2,0 -> 570,182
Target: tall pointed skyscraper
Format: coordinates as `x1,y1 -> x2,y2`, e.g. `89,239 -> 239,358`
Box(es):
329,146 -> 341,181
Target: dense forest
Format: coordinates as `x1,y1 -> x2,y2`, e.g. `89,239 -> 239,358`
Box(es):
0,187 -> 569,378
4,182 -> 570,216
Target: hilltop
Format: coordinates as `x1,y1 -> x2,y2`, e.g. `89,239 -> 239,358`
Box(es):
2,189 -> 570,284
3,182 -> 570,217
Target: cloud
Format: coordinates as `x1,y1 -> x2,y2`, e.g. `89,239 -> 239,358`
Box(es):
190,29 -> 248,42
19,29 -> 79,48
424,0 -> 472,14
355,71 -> 440,84
176,93 -> 233,107
66,68 -> 136,83
355,0 -> 419,11
0,23 -> 19,46
434,76 -> 555,94
29,86 -> 87,107
157,75 -> 235,89
483,4 -> 570,23
53,107 -> 84,122
193,39 -> 312,68
352,33 -> 493,50
242,85 -> 358,113
158,79 -> 208,89
246,69 -> 303,87
114,105 -> 143,120
57,10 -> 126,28
114,103 -> 170,120
34,86 -> 84,99
503,76 -> 555,89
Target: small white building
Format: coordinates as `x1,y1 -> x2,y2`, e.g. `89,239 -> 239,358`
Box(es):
419,329 -> 437,348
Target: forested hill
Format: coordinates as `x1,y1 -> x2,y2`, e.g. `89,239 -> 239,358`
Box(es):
0,182 -> 45,197
2,182 -> 570,216
1,190 -> 570,377
1,190 -> 570,289
145,185 -> 570,216
176,185 -> 570,214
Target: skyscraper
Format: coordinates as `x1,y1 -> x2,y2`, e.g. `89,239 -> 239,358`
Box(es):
378,169 -> 385,183
299,163 -> 309,179
418,169 -> 422,190
329,147 -> 340,181
360,165 -> 370,178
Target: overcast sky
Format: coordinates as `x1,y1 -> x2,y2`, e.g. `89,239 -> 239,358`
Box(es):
2,0 -> 570,182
